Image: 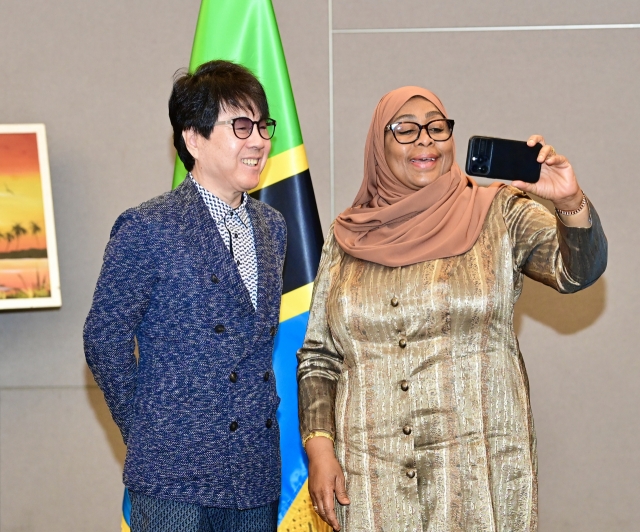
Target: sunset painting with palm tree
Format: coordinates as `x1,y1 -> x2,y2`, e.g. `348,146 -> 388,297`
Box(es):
0,125 -> 61,309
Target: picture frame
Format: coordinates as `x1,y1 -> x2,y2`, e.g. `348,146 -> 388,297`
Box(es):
0,124 -> 61,310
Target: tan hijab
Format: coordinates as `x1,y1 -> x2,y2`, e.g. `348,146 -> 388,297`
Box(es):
334,86 -> 503,267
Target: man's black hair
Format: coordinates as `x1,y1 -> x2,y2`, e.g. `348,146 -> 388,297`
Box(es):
168,60 -> 270,171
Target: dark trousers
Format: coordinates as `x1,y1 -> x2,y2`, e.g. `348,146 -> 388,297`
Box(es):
129,491 -> 279,532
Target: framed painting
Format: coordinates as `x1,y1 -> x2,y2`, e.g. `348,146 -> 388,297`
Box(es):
0,124 -> 61,309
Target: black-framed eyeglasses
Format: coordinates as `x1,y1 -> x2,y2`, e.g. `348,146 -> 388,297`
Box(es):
384,119 -> 455,144
214,117 -> 277,140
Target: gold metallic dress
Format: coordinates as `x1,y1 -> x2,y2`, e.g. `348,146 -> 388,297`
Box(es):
297,187 -> 607,532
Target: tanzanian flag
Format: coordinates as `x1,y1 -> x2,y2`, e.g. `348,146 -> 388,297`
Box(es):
121,1 -> 326,530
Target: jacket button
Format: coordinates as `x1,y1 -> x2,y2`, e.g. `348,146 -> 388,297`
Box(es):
214,324 -> 225,333
399,338 -> 407,348
406,469 -> 416,479
403,425 -> 412,435
211,274 -> 219,283
266,418 -> 273,428
264,371 -> 270,382
270,326 -> 277,336
400,380 -> 409,391
229,372 -> 237,383
229,421 -> 238,432
391,297 -> 399,307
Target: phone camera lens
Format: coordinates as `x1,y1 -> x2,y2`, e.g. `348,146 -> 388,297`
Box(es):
479,165 -> 488,174
471,164 -> 479,172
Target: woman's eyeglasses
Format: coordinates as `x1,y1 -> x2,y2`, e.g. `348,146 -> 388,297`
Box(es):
385,119 -> 454,144
214,117 -> 277,140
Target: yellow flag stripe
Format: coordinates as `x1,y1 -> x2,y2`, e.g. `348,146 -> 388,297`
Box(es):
278,479 -> 332,532
280,282 -> 313,323
251,144 -> 309,193
121,515 -> 131,532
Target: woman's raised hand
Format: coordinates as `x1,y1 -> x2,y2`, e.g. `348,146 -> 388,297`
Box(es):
512,135 -> 583,212
512,135 -> 590,227
305,436 -> 350,531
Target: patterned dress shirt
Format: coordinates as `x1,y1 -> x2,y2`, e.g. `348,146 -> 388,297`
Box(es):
191,174 -> 258,309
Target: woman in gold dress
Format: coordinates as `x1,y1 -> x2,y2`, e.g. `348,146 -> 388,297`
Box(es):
296,86 -> 607,532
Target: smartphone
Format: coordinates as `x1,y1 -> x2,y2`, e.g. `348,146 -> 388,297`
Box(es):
465,136 -> 542,183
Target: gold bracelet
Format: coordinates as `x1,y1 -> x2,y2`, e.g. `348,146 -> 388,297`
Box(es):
302,430 -> 335,449
555,192 -> 587,217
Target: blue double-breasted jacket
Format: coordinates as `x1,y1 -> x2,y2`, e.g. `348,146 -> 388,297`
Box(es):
84,177 -> 286,508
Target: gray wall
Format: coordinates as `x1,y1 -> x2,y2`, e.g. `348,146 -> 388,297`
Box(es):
0,1 -> 638,530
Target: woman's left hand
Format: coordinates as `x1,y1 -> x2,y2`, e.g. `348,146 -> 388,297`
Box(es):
512,135 -> 583,213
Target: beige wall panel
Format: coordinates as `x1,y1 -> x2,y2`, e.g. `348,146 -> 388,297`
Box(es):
332,28 -> 639,530
0,387 -> 126,532
0,0 -> 201,387
273,0 -> 331,231
517,311 -> 640,531
333,0 -> 640,29
332,29 -> 639,242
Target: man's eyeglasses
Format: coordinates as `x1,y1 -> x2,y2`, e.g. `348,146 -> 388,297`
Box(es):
214,117 -> 277,140
384,119 -> 455,144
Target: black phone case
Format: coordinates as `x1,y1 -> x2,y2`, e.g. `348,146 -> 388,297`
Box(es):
465,136 -> 542,183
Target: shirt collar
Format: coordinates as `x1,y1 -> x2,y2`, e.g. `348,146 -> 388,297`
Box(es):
190,173 -> 250,227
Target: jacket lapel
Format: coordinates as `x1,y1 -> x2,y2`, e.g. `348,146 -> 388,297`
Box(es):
175,178 -> 254,313
246,198 -> 278,335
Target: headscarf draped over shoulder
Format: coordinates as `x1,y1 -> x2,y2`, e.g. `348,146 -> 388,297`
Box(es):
333,86 -> 503,267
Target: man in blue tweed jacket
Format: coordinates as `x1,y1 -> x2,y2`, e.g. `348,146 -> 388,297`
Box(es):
84,61 -> 286,532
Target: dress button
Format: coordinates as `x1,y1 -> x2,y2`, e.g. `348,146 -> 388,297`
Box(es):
270,326 -> 277,337
400,380 -> 409,391
229,372 -> 237,383
211,274 -> 219,283
266,418 -> 273,428
399,338 -> 407,348
229,421 -> 238,432
391,297 -> 399,307
264,372 -> 270,382
403,425 -> 412,435
406,469 -> 416,479
214,324 -> 225,333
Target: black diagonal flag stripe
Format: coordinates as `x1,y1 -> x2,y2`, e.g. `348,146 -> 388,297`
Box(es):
251,169 -> 324,294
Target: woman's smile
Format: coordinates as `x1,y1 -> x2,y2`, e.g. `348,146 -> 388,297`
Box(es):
409,152 -> 440,170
